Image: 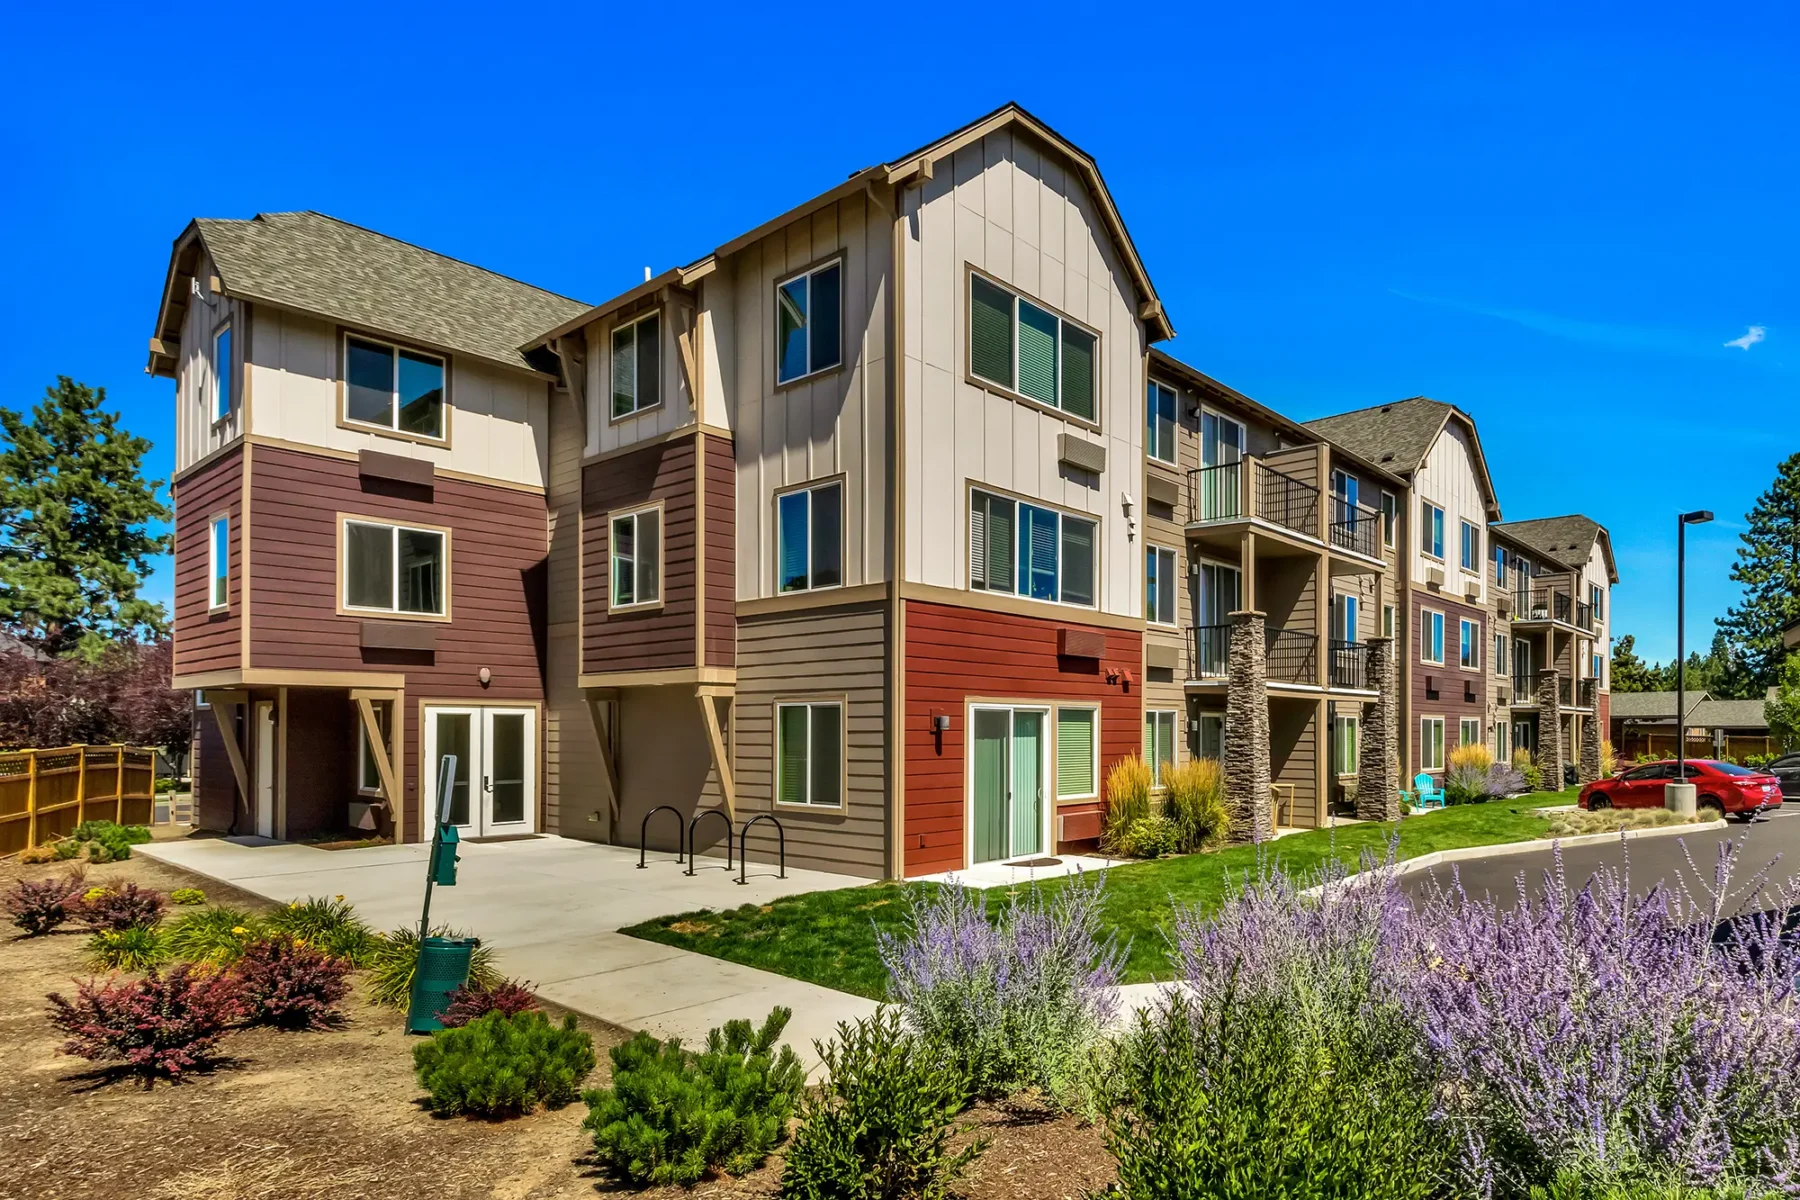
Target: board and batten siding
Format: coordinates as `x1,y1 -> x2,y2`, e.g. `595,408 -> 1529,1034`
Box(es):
1413,420 -> 1488,601
579,437 -> 698,676
732,601 -> 889,878
584,299 -> 694,458
171,447 -> 244,678
173,250 -> 245,473
901,127 -> 1149,620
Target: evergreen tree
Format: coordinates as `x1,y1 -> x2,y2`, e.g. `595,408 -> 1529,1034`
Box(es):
1609,635 -> 1663,693
0,378 -> 170,656
1717,452 -> 1800,692
1768,655 -> 1800,753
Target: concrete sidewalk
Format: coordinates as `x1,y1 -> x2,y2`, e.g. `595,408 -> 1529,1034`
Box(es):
138,834 -> 879,1068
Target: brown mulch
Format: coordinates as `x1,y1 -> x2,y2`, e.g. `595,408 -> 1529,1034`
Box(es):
0,851 -> 1117,1199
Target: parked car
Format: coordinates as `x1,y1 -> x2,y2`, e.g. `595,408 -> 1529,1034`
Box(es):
1580,759 -> 1783,822
1770,752 -> 1800,800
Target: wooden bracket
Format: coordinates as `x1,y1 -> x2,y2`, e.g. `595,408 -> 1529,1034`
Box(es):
585,695 -> 621,827
673,305 -> 700,406
209,701 -> 252,815
554,334 -> 589,441
354,697 -> 400,811
696,690 -> 736,819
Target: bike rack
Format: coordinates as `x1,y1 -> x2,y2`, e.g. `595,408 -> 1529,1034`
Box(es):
737,814 -> 786,885
637,805 -> 687,869
685,808 -> 734,876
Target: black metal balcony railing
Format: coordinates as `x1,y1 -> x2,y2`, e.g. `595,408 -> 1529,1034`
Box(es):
1257,463 -> 1319,539
1513,672 -> 1532,699
1328,496 -> 1382,559
1578,678 -> 1597,708
1266,626 -> 1318,686
1558,677 -> 1574,707
1193,623 -> 1231,679
1329,640 -> 1367,689
1187,462 -> 1244,522
1575,601 -> 1594,632
1523,587 -> 1573,624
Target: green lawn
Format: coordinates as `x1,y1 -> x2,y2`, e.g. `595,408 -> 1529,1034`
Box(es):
620,789 -> 1581,998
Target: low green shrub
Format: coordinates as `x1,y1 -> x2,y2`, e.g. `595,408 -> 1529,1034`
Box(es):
584,1007 -> 806,1187
70,820 -> 152,864
364,926 -> 501,1008
164,907 -> 264,966
1528,1172 -> 1754,1199
51,837 -> 83,861
154,777 -> 178,794
264,896 -> 376,964
86,925 -> 170,972
779,1008 -> 984,1200
169,888 -> 206,905
1116,813 -> 1180,858
413,1010 -> 595,1117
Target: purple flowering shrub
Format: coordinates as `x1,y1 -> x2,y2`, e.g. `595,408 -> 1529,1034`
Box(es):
878,872 -> 1120,1106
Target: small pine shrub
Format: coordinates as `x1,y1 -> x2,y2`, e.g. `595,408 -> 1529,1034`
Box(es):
413,1010 -> 595,1117
364,926 -> 501,1008
231,935 -> 352,1030
264,896 -> 376,963
73,883 -> 167,932
1117,813 -> 1181,858
87,925 -> 170,972
5,871 -> 86,936
1162,756 -> 1227,853
1101,754 -> 1154,852
52,837 -> 83,861
779,1008 -> 985,1200
1449,742 -> 1495,772
438,979 -> 540,1028
45,964 -> 242,1087
169,888 -> 206,905
164,907 -> 264,966
71,820 -> 153,845
584,1008 -> 806,1187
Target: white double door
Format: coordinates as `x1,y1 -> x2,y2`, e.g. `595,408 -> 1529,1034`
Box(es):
423,706 -> 536,836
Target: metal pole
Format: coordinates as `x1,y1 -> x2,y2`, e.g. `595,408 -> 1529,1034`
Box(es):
1676,517 -> 1686,783
418,755 -> 457,942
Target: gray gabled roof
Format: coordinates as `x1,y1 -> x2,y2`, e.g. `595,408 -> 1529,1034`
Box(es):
1609,691 -> 1710,721
1303,397 -> 1455,473
151,211 -> 588,376
1493,514 -> 1615,579
1690,699 -> 1771,730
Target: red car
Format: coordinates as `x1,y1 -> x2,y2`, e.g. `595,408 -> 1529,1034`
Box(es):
1580,759 -> 1785,822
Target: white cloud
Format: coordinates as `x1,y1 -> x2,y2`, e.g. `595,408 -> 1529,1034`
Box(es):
1725,325 -> 1766,350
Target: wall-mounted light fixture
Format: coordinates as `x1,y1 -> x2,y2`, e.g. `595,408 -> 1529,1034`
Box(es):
478,667 -> 492,688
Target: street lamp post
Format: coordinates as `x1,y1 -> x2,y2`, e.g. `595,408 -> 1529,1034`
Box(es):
1666,509 -> 1713,814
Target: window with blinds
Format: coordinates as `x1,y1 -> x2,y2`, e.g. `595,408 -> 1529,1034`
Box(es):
777,480 -> 844,593
1144,710 -> 1177,787
968,272 -> 1097,422
1055,707 -> 1097,799
611,311 -> 661,419
776,701 -> 842,807
969,489 -> 1095,607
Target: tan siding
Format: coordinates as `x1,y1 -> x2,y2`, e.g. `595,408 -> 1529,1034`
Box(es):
1271,700 -> 1320,827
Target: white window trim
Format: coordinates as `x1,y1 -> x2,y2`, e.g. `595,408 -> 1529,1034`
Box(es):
608,503 -> 664,611
775,478 -> 846,595
1420,716 -> 1446,772
1459,717 -> 1482,747
212,321 -> 232,424
609,309 -> 663,421
1421,607 -> 1446,666
1421,500 -> 1446,561
774,698 -> 847,810
1380,490 -> 1398,549
1145,709 -> 1179,789
1054,703 -> 1101,801
775,259 -> 844,386
339,517 -> 450,619
967,269 -> 1100,427
341,332 -> 449,442
207,514 -> 229,611
1459,617 -> 1481,671
1146,379 -> 1178,464
968,485 -> 1101,612
1146,544 -> 1180,627
1383,603 -> 1396,639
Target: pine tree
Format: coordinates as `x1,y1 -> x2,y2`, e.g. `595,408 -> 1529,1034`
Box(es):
1608,635 -> 1663,693
1717,452 -> 1800,693
1768,655 -> 1800,753
0,378 -> 170,656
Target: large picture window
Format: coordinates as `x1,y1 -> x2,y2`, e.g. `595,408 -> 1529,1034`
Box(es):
343,519 -> 446,616
776,700 -> 842,807
969,272 -> 1096,422
969,489 -> 1096,607
208,516 -> 229,609
1459,717 -> 1482,747
776,261 -> 842,384
777,480 -> 844,593
610,311 -> 661,419
345,335 -> 446,440
1056,706 -> 1097,799
610,507 -> 662,608
1146,545 -> 1177,626
1146,381 -> 1177,463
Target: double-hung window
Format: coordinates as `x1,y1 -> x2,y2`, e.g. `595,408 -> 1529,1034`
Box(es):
1420,717 -> 1445,771
1460,618 -> 1479,669
1422,609 -> 1445,664
969,489 -> 1096,607
208,515 -> 229,609
1590,584 -> 1604,622
343,519 -> 446,616
1333,715 -> 1359,774
610,311 -> 661,418
1460,521 -> 1479,572
1380,491 -> 1398,548
777,481 -> 844,593
1144,710 -> 1177,787
1494,543 -> 1508,587
1593,652 -> 1604,682
776,260 -> 842,384
345,335 -> 446,440
1459,717 -> 1482,747
213,324 -> 232,422
1056,706 -> 1098,800
776,700 -> 843,807
1422,501 -> 1445,559
1146,546 -> 1178,625
969,272 -> 1097,422
609,507 -> 662,608
1494,631 -> 1509,675
1146,381 -> 1177,463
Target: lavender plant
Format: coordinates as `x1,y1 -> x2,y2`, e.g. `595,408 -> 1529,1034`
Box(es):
878,872 -> 1120,1107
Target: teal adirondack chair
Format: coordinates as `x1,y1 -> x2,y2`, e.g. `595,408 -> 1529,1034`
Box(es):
1410,772 -> 1446,810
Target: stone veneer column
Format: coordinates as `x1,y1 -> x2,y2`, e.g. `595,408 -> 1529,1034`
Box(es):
1223,609 -> 1272,844
1536,669 -> 1564,783
1579,684 -> 1603,783
1356,637 -> 1400,821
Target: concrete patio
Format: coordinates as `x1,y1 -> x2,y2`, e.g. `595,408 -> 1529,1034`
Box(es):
138,834 -> 879,1068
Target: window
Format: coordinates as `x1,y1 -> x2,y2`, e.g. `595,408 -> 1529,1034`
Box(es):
776,260 -> 842,384
610,311 -> 662,418
776,701 -> 842,807
1494,543 -> 1508,587
1146,381 -> 1177,463
1459,717 -> 1482,747
343,519 -> 445,616
1590,584 -> 1604,622
358,704 -> 390,795
1144,710 -> 1177,787
1460,618 -> 1479,669
777,481 -> 844,593
1422,501 -> 1445,559
208,516 -> 229,609
1495,722 -> 1510,759
1380,491 -> 1398,548
1460,521 -> 1479,572
345,335 -> 446,440
1420,717 -> 1445,771
195,690 -> 209,709
1333,715 -> 1359,775
1593,652 -> 1604,682
609,507 -> 662,608
1383,603 -> 1396,639
1422,609 -> 1444,664
1332,592 -> 1360,644
1494,632 -> 1509,675
1146,546 -> 1178,625
1197,713 -> 1224,759
1056,706 -> 1098,799
213,324 -> 232,422
969,489 -> 1096,607
1514,555 -> 1531,582
1332,470 -> 1359,512
969,272 -> 1096,421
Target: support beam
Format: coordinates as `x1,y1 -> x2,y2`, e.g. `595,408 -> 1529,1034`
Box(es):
585,695 -> 620,827
354,697 -> 400,818
553,334 -> 588,441
673,305 -> 700,405
209,701 -> 252,818
696,690 -> 736,819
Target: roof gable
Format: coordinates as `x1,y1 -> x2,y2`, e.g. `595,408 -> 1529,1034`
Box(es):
1492,514 -> 1614,579
1304,397 -> 1500,516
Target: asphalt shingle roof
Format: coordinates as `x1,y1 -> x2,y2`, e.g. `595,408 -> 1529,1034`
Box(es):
1492,514 -> 1605,573
1691,699 -> 1771,730
1609,691 -> 1710,720
1302,397 -> 1453,473
194,211 -> 588,372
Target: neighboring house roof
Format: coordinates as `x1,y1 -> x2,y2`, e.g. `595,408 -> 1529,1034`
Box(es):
1690,699 -> 1771,731
1302,397 -> 1501,518
1493,514 -> 1618,582
0,631 -> 48,663
524,102 -> 1174,352
1784,615 -> 1800,651
148,211 -> 589,377
1610,691 -> 1711,721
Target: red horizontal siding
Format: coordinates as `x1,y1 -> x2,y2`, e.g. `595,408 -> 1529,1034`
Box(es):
703,434 -> 737,669
172,449 -> 244,677
581,437 -> 698,675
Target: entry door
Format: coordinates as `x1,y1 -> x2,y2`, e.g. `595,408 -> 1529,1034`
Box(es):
970,706 -> 1048,865
254,701 -> 276,838
1199,413 -> 1246,520
424,706 -> 536,836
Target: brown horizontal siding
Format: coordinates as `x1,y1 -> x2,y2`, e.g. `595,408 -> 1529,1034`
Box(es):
194,704 -> 242,831
703,434 -> 737,669
581,436 -> 697,675
172,448 -> 244,677
282,688 -> 355,837
1412,590 -> 1487,774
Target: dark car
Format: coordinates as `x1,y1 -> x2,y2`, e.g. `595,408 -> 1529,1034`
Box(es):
1770,752 -> 1800,800
1579,759 -> 1784,822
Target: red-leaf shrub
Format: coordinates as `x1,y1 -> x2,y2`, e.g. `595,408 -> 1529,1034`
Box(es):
230,935 -> 352,1030
45,964 -> 242,1086
5,872 -> 86,936
438,979 -> 540,1028
72,882 -> 166,932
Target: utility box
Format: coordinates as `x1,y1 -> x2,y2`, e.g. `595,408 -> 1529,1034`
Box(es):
431,825 -> 460,887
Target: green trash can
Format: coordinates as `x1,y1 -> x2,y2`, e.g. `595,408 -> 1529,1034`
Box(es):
406,935 -> 478,1034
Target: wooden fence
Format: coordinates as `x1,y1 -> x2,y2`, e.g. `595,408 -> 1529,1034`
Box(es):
0,745 -> 156,856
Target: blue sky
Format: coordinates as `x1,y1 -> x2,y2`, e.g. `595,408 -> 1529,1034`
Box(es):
2,2 -> 1792,664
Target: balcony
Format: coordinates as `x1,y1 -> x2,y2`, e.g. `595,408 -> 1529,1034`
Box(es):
1186,457 -> 1319,543
1328,496 -> 1381,561
1192,623 -> 1231,680
1258,464 -> 1318,539
1329,640 -> 1369,690
1516,573 -> 1593,631
1189,623 -> 1321,687
1267,626 -> 1317,686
